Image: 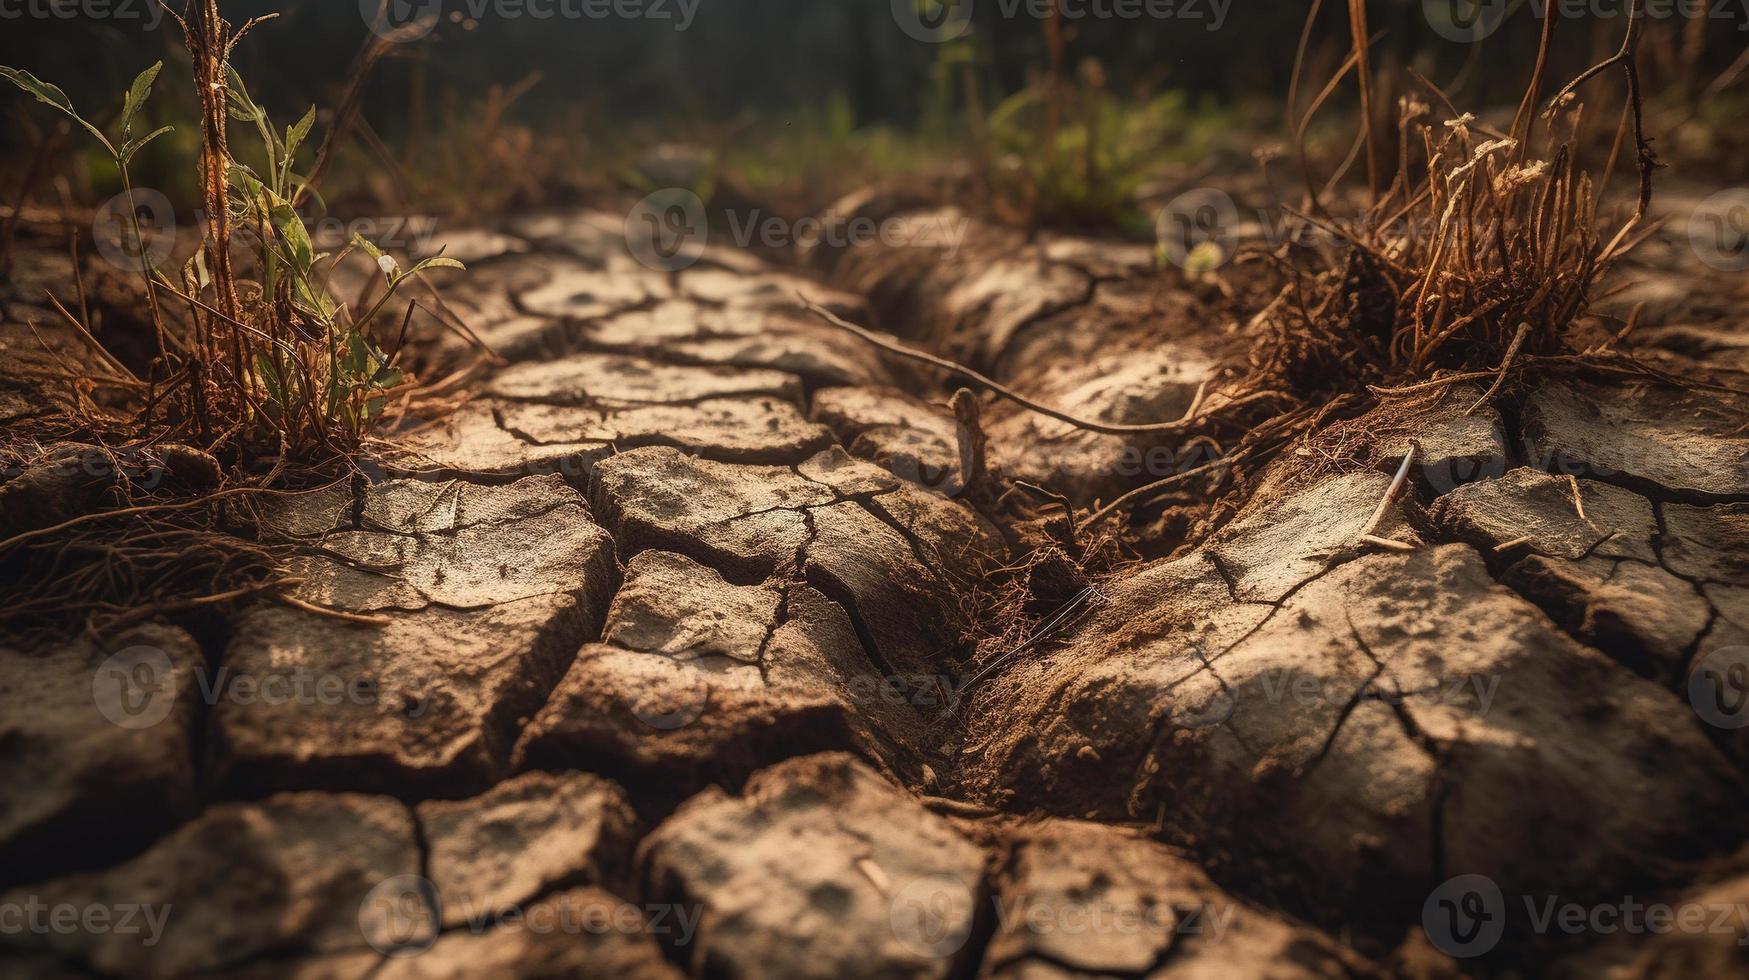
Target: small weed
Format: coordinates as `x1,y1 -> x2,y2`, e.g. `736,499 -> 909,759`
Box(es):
1,1 -> 463,465
0,1 -> 465,638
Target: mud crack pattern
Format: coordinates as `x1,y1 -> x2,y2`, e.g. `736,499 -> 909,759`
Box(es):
2,200 -> 1748,977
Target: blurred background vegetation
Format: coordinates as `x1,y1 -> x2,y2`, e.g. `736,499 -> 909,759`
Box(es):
3,0 -> 1746,229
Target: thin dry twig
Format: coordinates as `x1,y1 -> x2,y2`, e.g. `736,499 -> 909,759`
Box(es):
1464,322 -> 1532,416
1567,473 -> 1600,530
270,592 -> 394,627
1360,441 -> 1418,542
798,295 -> 1275,436
1359,534 -> 1417,552
960,586 -> 1107,691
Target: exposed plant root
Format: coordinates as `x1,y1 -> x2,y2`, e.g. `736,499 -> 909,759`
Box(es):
1465,322 -> 1531,416
808,1 -> 1707,578
0,2 -> 479,638
1567,473 -> 1600,532
957,490 -> 1129,675
0,503 -> 284,644
1359,535 -> 1416,553
0,438 -> 377,641
960,584 -> 1108,693
798,295 -> 1284,437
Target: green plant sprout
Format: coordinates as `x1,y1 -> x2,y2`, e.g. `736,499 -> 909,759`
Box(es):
2,22 -> 464,459
1,63 -> 176,345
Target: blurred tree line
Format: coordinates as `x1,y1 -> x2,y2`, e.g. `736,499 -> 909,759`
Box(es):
4,0 -> 1743,133
3,0 -> 1744,215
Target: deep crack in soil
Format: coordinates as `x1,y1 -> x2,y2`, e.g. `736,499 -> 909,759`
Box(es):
3,195 -> 1749,978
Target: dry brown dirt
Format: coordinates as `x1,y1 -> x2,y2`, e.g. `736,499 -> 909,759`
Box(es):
2,189 -> 1748,978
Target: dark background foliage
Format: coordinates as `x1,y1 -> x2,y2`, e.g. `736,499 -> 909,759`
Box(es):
4,0 -> 1743,130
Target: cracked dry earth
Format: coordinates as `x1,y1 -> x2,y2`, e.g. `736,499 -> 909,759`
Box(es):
3,194 -> 1749,979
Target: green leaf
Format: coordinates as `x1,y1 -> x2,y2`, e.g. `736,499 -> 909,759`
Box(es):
1,65 -> 113,153
353,233 -> 403,282
351,233 -> 387,265
1,66 -> 73,113
254,353 -> 286,411
284,106 -> 316,162
225,65 -> 264,123
292,262 -> 337,318
227,163 -> 265,200
118,125 -> 173,165
341,328 -> 373,378
269,202 -> 314,273
285,172 -> 321,205
121,61 -> 162,138
407,256 -> 466,276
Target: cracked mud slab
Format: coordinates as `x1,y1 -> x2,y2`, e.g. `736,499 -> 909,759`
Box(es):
369,887 -> 685,980
1436,467 -> 1715,677
638,753 -> 989,980
0,793 -> 419,979
418,770 -> 640,927
514,543 -> 963,796
388,348 -> 835,476
0,625 -> 201,886
13,208 -> 1749,978
1522,380 -> 1749,501
210,476 -> 615,798
986,821 -> 1369,978
958,469 -> 1744,939
1364,382 -> 1510,491
810,386 -> 964,493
